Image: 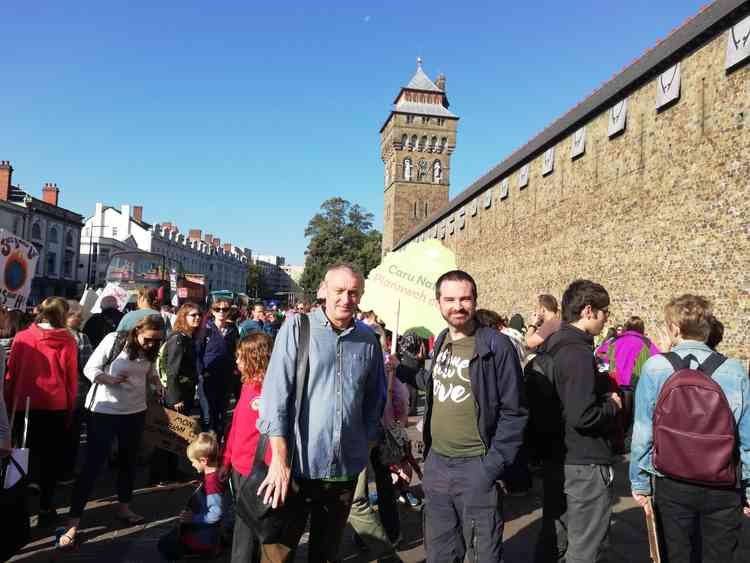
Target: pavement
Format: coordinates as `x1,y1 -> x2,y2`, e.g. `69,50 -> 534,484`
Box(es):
10,414 -> 750,563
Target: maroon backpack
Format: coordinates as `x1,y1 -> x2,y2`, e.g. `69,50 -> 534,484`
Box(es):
652,352 -> 737,486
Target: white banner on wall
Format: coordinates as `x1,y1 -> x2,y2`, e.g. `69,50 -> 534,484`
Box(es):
571,127 -> 586,158
656,63 -> 681,109
608,98 -> 628,137
499,178 -> 509,199
518,164 -> 529,188
725,15 -> 750,70
542,148 -> 555,176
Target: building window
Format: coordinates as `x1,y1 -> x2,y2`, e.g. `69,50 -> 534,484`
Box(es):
420,136 -> 427,151
112,227 -> 118,237
433,160 -> 443,184
437,118 -> 445,126
31,222 -> 42,241
441,137 -> 448,151
66,231 -> 74,248
406,115 -> 414,124
421,116 -> 430,124
430,136 -> 437,151
63,250 -> 75,277
424,202 -> 429,216
400,133 -> 408,149
46,251 -> 57,276
413,202 -> 418,218
403,158 -> 413,181
48,226 -> 59,244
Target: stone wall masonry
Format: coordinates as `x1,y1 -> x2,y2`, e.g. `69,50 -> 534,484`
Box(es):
399,22 -> 750,361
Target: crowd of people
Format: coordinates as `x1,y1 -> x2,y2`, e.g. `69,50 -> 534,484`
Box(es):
1,264 -> 749,563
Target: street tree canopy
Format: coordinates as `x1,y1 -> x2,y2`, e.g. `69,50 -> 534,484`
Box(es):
246,262 -> 271,300
300,197 -> 382,300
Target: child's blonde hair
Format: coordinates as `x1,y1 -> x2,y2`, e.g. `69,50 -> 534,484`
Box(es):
187,432 -> 219,465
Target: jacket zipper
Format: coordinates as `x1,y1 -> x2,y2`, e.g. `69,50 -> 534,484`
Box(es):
471,354 -> 488,455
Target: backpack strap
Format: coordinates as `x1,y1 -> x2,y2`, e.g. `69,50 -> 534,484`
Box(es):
662,351 -> 688,372
698,352 -> 726,377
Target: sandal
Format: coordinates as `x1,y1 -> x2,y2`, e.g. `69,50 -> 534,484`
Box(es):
55,527 -> 77,550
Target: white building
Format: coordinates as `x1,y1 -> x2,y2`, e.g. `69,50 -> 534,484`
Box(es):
80,202 -> 250,294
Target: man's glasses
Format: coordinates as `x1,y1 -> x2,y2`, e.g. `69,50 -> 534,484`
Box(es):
213,307 -> 230,313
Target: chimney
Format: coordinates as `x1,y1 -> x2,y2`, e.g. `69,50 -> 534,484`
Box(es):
189,229 -> 202,241
435,73 -> 446,92
0,161 -> 12,201
133,205 -> 143,222
223,243 -> 232,253
42,183 -> 60,206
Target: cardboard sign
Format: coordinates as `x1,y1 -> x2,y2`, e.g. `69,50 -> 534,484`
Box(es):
0,230 -> 39,310
142,402 -> 201,456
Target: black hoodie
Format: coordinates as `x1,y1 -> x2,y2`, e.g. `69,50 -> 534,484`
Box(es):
543,323 -> 617,465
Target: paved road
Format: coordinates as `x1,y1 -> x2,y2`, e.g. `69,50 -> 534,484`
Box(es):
10,417 -> 750,562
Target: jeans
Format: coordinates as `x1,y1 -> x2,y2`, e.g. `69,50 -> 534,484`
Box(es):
70,411 -> 146,518
422,451 -> 504,563
62,407 -> 87,478
371,445 -> 400,542
24,410 -> 68,511
231,469 -> 260,563
654,477 -> 742,563
198,373 -> 230,442
535,462 -> 613,563
260,478 -> 357,563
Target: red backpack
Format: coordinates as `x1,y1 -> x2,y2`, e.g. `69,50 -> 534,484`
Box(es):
652,352 -> 737,486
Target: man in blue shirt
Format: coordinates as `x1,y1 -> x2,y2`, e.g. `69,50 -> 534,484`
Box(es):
257,264 -> 386,563
239,303 -> 274,338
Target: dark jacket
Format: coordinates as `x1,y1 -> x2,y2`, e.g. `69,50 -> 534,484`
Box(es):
82,308 -> 124,349
163,331 -> 198,407
543,322 -> 617,465
396,325 -> 528,483
195,320 -> 239,379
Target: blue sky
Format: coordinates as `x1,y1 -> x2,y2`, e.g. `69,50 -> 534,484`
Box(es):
1,1 -> 707,264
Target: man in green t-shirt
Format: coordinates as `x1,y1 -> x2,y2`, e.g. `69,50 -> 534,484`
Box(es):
392,270 -> 527,563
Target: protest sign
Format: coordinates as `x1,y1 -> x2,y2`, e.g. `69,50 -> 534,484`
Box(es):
90,282 -> 131,313
0,229 -> 39,310
142,402 -> 200,456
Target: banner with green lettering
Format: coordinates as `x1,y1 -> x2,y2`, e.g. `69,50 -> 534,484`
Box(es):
360,240 -> 456,338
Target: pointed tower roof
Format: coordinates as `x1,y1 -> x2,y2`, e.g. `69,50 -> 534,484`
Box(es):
406,57 -> 442,92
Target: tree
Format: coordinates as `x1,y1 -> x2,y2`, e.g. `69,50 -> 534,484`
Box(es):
300,197 -> 382,300
246,263 -> 270,300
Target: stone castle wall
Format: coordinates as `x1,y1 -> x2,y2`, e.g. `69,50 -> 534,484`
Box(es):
395,12 -> 750,361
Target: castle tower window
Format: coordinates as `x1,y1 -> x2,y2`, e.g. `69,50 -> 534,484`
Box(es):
406,115 -> 414,124
413,202 -> 418,218
401,134 -> 408,148
411,135 -> 417,149
424,202 -> 429,216
403,158 -> 413,181
433,160 -> 443,184
431,136 -> 437,151
441,137 -> 447,151
420,136 -> 427,151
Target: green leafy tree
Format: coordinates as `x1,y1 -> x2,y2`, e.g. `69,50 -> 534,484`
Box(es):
300,197 -> 382,300
246,263 -> 270,300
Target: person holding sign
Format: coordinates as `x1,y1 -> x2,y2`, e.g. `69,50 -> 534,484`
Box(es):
56,315 -> 166,550
5,297 -> 78,526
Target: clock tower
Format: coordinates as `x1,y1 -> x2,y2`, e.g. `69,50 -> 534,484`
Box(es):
380,58 -> 458,254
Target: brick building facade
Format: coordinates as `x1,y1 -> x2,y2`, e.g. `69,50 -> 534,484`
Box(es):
388,1 -> 750,361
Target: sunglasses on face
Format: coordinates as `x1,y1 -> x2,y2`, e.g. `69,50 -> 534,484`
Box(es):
213,307 -> 230,313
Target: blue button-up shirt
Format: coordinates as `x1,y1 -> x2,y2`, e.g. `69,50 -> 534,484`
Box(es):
258,308 -> 386,479
630,340 -> 750,497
